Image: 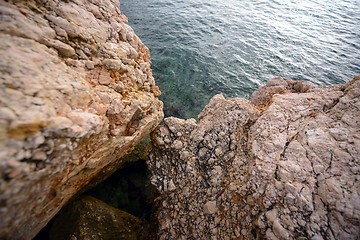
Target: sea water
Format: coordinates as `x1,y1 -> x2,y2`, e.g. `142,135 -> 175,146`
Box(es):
121,0 -> 360,119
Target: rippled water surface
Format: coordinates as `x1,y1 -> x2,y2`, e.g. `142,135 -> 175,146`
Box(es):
121,0 -> 360,118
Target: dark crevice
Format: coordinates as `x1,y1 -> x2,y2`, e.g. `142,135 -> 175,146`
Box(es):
33,218 -> 55,240
274,164 -> 281,181
325,205 -> 336,239
325,152 -> 334,172
85,160 -> 159,220
34,158 -> 159,239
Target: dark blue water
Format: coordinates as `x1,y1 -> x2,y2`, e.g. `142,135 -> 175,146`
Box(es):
121,0 -> 360,119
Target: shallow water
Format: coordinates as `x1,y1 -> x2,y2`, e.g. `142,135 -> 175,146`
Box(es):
121,0 -> 360,118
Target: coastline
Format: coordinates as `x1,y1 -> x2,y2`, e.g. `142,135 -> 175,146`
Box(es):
0,0 -> 359,239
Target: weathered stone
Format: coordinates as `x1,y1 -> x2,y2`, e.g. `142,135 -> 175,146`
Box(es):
147,76 -> 360,239
204,201 -> 218,214
250,76 -> 318,106
46,39 -> 76,58
0,1 -> 163,239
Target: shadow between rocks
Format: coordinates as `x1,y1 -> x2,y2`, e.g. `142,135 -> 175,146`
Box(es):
34,158 -> 159,240
85,160 -> 159,221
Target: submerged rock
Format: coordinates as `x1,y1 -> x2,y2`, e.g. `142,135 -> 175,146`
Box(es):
50,195 -> 149,240
0,0 -> 163,239
147,76 -> 360,239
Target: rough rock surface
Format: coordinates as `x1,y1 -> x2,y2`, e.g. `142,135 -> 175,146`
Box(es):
147,76 -> 360,239
0,0 -> 163,239
49,195 -> 150,240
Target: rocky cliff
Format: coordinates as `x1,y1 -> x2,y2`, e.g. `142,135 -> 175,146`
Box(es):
147,76 -> 360,239
0,0 -> 163,239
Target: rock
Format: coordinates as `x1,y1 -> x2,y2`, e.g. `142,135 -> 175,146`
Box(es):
86,158 -> 159,220
0,1 -> 163,239
46,39 -> 76,58
50,195 -> 150,240
147,76 -> 360,239
166,179 -> 176,192
250,76 -> 318,106
204,201 -> 218,214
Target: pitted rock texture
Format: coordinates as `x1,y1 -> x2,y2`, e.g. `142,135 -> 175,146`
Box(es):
0,0 -> 163,239
147,76 -> 360,239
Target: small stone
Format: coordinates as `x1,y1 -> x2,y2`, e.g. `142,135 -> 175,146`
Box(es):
198,148 -> 208,158
212,166 -> 222,176
85,61 -> 95,69
76,49 -> 88,60
214,147 -> 222,157
168,180 -> 176,191
98,70 -> 112,85
32,150 -> 47,161
204,201 -> 218,214
32,134 -> 45,146
102,59 -> 124,71
55,26 -> 68,38
173,140 -> 183,150
273,219 -> 289,239
159,126 -> 170,137
50,40 -> 75,58
208,158 -> 215,165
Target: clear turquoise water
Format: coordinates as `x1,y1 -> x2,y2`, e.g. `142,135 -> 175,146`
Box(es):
121,0 -> 360,119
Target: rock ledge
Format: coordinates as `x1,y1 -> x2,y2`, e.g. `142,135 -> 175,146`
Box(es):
148,76 -> 360,239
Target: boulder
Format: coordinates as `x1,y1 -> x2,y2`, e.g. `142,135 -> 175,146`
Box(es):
147,76 -> 360,239
49,195 -> 149,240
0,0 -> 163,239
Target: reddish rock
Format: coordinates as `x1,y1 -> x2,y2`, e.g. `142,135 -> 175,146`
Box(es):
147,76 -> 360,239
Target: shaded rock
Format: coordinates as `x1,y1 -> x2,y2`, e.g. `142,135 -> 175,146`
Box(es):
86,159 -> 159,220
0,0 -> 163,239
50,195 -> 149,240
147,76 -> 360,239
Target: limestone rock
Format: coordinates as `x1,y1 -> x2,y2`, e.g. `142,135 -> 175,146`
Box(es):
250,76 -> 318,106
50,195 -> 149,240
0,1 -> 163,239
147,76 -> 360,239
